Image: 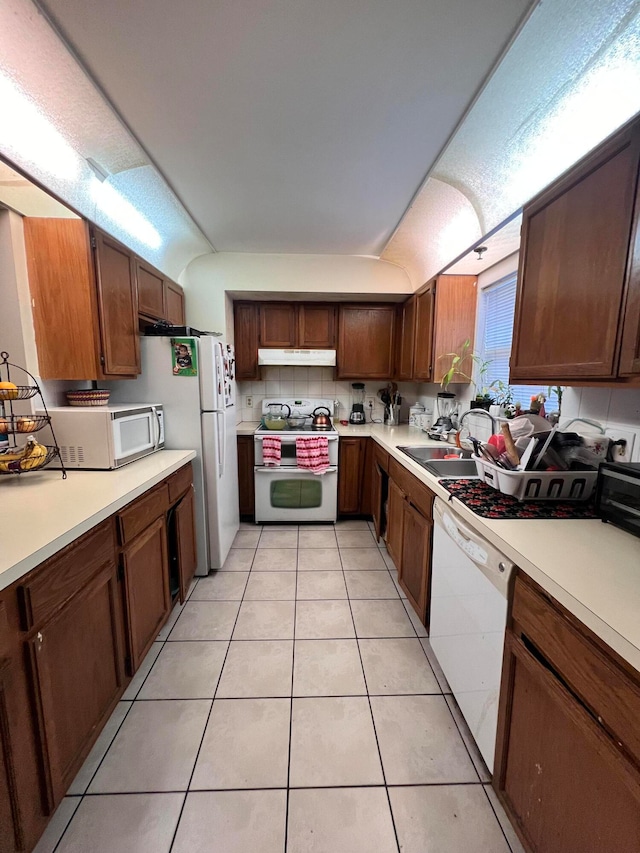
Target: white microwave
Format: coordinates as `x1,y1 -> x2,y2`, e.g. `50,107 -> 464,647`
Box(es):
39,404 -> 164,469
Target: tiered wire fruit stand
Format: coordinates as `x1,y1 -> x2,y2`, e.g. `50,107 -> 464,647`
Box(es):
0,351 -> 66,478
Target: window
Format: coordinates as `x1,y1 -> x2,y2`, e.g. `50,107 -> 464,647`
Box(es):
476,274 -> 559,412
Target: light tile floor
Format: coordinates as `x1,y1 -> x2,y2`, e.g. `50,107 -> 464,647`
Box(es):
36,520 -> 524,853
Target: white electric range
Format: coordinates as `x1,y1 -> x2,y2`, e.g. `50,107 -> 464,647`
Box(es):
253,398 -> 339,523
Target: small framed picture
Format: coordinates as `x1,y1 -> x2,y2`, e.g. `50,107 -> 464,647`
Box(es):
171,337 -> 198,376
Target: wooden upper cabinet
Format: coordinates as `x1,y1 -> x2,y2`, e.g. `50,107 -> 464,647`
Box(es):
337,305 -> 395,379
511,117 -> 640,382
24,218 -> 101,380
165,281 -> 186,325
619,178 -> 640,376
24,219 -> 140,380
234,302 -> 260,380
413,283 -> 436,381
431,275 -> 477,384
298,304 -> 336,348
136,260 -> 165,320
92,230 -> 140,376
259,303 -> 297,347
395,296 -> 417,381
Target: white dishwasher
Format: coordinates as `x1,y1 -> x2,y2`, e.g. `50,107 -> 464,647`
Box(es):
430,498 -> 515,774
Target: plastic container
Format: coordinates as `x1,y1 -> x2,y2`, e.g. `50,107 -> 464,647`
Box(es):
474,458 -> 597,501
409,402 -> 426,428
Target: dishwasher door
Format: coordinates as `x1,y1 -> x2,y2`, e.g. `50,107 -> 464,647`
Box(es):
430,498 -> 514,773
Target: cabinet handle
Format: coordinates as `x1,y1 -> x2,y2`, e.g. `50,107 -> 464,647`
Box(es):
37,631 -> 43,646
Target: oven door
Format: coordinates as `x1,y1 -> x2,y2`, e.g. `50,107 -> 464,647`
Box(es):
254,434 -> 339,467
254,466 -> 338,522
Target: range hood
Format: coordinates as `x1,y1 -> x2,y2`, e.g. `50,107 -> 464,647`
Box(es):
258,349 -> 336,367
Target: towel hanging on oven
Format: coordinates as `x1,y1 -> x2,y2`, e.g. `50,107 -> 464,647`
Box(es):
262,435 -> 281,466
296,436 -> 330,474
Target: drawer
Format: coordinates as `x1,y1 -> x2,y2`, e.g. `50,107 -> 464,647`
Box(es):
388,457 -> 434,520
167,462 -> 193,504
18,520 -> 116,630
512,573 -> 640,764
374,442 -> 390,474
118,484 -> 170,544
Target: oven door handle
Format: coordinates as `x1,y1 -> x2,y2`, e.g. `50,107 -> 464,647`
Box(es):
254,466 -> 338,474
254,435 -> 339,442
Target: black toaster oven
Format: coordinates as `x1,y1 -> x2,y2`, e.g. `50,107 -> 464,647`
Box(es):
595,461 -> 640,538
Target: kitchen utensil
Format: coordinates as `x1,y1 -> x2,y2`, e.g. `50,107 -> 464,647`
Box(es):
501,423 -> 520,467
286,412 -> 307,428
264,402 -> 291,429
532,425 -> 558,470
386,403 -> 399,426
311,406 -> 332,428
518,437 -> 537,471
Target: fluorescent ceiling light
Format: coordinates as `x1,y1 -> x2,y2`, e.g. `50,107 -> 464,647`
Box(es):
90,177 -> 162,249
0,72 -> 80,180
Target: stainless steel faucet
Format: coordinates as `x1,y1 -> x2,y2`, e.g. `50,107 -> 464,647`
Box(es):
458,408 -> 497,436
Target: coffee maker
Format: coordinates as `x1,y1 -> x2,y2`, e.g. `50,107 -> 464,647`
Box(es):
349,383 -> 366,424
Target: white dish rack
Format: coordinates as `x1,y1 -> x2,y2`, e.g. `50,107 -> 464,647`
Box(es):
474,458 -> 597,502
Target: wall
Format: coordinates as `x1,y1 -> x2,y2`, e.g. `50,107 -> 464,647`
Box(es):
237,366 -> 419,425
183,252 -> 412,336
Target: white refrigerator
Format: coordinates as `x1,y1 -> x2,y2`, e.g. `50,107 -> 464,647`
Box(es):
107,335 -> 239,574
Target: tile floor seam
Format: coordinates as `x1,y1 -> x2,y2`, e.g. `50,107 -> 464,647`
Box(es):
166,581 -> 246,853
481,783 -> 521,853
337,544 -> 403,853
283,530 -> 299,853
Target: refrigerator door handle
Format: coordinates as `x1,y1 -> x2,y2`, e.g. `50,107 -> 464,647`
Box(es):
217,410 -> 226,478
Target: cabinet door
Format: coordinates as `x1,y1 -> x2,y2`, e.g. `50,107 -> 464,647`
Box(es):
399,501 -> 431,627
385,478 -> 405,571
122,517 -> 170,672
371,462 -> 384,541
298,304 -> 336,348
619,200 -> 640,375
24,218 -> 101,380
176,487 -> 198,603
395,297 -> 416,380
511,122 -> 640,381
237,436 -> 256,518
432,275 -> 477,384
360,439 -> 375,518
93,230 -> 140,376
0,657 -> 22,853
165,281 -> 186,325
497,633 -> 640,853
337,305 -> 395,379
260,303 -> 297,347
413,284 -> 435,381
338,438 -> 365,515
27,562 -> 124,807
136,260 -> 165,320
234,303 -> 260,380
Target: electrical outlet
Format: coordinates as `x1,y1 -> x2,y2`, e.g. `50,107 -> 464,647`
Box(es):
365,396 -> 376,409
245,395 -> 253,408
604,426 -> 636,463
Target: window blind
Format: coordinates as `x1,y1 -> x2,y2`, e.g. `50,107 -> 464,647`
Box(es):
478,275 -> 559,412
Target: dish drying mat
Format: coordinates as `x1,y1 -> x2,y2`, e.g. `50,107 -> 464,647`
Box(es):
438,479 -> 599,520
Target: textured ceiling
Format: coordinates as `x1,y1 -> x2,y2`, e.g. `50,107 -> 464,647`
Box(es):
37,0 -> 533,254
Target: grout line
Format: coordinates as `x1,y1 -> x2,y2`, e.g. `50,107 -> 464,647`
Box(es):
338,546 -> 402,853
283,530 -> 298,853
481,784 -> 521,853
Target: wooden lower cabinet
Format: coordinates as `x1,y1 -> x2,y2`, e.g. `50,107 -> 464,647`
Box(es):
385,478 -> 405,568
174,486 -> 198,602
371,444 -> 390,541
385,458 -> 435,628
121,516 -> 170,672
338,438 -> 366,515
27,560 -> 124,807
399,501 -> 432,628
495,574 -> 640,852
0,463 -> 197,852
237,436 -> 255,519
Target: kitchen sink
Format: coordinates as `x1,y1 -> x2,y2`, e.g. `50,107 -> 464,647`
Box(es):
398,446 -> 478,478
421,458 -> 480,478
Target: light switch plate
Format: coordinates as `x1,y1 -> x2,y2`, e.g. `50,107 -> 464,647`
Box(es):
604,426 -> 636,463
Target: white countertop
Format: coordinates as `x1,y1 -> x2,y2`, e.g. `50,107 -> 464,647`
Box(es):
364,424 -> 640,673
0,450 -> 196,592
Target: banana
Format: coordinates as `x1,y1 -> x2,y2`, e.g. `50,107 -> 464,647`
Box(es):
0,437 -> 48,472
21,442 -> 48,470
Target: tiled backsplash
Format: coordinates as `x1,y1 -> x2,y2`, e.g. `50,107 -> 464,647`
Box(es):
237,366 -> 421,423
560,386 -> 640,462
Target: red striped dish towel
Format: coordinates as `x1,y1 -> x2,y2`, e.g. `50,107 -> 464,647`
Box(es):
262,436 -> 281,466
296,436 -> 330,474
